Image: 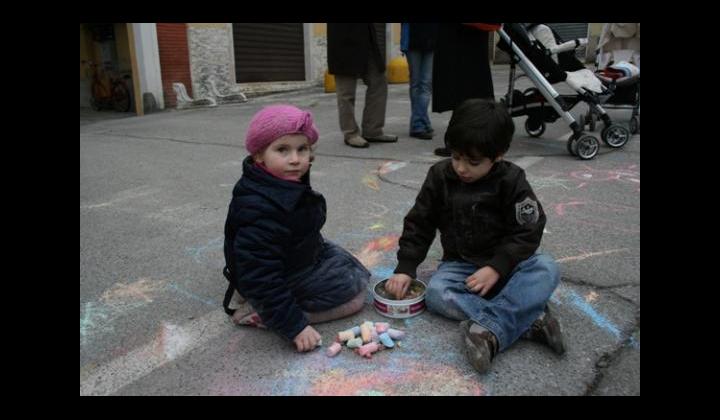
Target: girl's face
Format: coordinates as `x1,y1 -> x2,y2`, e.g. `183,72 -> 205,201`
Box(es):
253,134 -> 312,182
451,151 -> 502,183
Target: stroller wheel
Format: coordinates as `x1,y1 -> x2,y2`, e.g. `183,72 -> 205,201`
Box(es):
601,124 -> 631,148
574,135 -> 600,160
567,137 -> 578,156
629,116 -> 640,135
587,112 -> 597,132
525,119 -> 546,138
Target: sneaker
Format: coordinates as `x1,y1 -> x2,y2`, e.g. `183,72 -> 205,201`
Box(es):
521,305 -> 566,355
410,130 -> 434,140
345,136 -> 369,148
232,311 -> 267,329
434,147 -> 451,157
363,134 -> 398,143
460,320 -> 498,374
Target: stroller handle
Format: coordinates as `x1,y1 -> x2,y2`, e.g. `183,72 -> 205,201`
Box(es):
549,38 -> 588,55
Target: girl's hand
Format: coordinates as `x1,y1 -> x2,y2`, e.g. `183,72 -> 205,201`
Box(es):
293,325 -> 322,352
465,266 -> 500,296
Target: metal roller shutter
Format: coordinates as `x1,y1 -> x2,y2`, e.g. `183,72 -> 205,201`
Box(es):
232,23 -> 305,83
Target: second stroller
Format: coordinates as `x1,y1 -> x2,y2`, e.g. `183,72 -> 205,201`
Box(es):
497,23 -> 633,160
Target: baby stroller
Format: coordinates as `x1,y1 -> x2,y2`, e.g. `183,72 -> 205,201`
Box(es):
587,23 -> 640,135
496,23 -> 632,160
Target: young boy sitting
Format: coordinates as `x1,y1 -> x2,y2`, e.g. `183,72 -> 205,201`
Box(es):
385,98 -> 565,373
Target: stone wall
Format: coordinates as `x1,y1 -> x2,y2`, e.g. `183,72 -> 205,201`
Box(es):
187,23 -> 236,100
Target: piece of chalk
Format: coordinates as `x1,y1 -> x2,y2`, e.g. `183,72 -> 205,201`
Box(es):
326,342 -> 342,357
351,326 -> 361,335
387,328 -> 405,340
347,337 -> 363,349
337,330 -> 355,342
378,332 -> 395,348
375,322 -> 390,333
357,342 -> 381,358
370,330 -> 379,343
360,324 -> 372,344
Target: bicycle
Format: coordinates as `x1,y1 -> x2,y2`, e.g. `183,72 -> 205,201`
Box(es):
82,60 -> 132,112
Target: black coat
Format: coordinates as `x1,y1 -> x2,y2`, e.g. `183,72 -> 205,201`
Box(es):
432,23 -> 495,113
394,159 -> 546,299
327,23 -> 385,76
223,157 -> 328,340
405,23 -> 438,52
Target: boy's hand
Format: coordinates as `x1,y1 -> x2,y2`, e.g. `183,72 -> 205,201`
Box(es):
386,273 -> 413,300
466,266 -> 500,296
293,325 -> 322,352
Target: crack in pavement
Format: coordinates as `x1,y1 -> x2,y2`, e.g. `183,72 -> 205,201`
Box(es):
583,311 -> 640,395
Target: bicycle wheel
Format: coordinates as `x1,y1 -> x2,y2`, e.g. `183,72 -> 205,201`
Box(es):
112,83 -> 131,112
90,84 -> 103,110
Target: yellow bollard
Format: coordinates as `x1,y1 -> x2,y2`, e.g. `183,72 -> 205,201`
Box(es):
324,70 -> 336,93
387,55 -> 409,84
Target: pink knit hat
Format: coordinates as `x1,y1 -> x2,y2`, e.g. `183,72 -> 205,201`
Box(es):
245,104 -> 319,154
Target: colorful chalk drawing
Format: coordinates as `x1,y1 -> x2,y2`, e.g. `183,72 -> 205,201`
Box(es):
208,318 -> 487,396
81,277 -> 167,346
555,248 -> 630,263
569,164 -> 640,187
546,198 -> 639,235
585,291 -> 599,302
80,185 -> 160,210
377,161 -> 408,175
81,276 -> 218,347
527,174 -> 577,191
551,285 -> 639,350
186,236 -> 224,264
362,160 -> 408,191
361,174 -> 380,191
528,164 -> 640,192
353,235 -> 399,270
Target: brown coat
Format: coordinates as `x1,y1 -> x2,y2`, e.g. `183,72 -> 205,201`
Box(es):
327,23 -> 385,77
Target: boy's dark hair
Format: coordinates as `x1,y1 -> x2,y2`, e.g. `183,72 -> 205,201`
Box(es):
444,99 -> 515,160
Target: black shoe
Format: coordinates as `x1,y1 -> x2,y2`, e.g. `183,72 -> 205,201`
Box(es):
410,131 -> 434,140
460,320 -> 498,374
434,147 -> 451,157
363,134 -> 398,143
522,305 -> 566,355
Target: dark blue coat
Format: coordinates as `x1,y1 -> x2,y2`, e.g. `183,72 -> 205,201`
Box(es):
223,157 -> 367,340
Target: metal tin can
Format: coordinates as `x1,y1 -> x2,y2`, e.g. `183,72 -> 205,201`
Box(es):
372,279 -> 426,319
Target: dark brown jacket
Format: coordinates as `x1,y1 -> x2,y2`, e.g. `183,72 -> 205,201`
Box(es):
327,23 -> 385,76
394,159 -> 546,296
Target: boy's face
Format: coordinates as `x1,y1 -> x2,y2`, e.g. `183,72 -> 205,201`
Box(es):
450,151 -> 502,183
253,134 -> 311,182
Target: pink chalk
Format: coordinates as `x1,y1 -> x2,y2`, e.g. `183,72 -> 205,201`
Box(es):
356,342 -> 382,358
375,322 -> 390,333
387,328 -> 405,340
326,342 -> 342,357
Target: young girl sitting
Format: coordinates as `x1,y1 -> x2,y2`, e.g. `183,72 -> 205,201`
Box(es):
223,104 -> 370,352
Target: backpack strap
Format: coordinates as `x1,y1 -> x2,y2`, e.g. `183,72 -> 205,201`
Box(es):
222,266 -> 236,316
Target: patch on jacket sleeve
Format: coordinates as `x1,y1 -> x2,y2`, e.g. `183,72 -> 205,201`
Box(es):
515,197 -> 539,225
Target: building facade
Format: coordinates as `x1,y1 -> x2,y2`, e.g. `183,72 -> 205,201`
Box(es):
80,23 -> 599,115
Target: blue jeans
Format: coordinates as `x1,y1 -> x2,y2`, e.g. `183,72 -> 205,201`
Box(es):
425,253 -> 560,352
406,50 -> 434,134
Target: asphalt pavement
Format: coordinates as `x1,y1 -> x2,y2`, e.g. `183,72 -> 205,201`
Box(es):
80,65 -> 640,395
